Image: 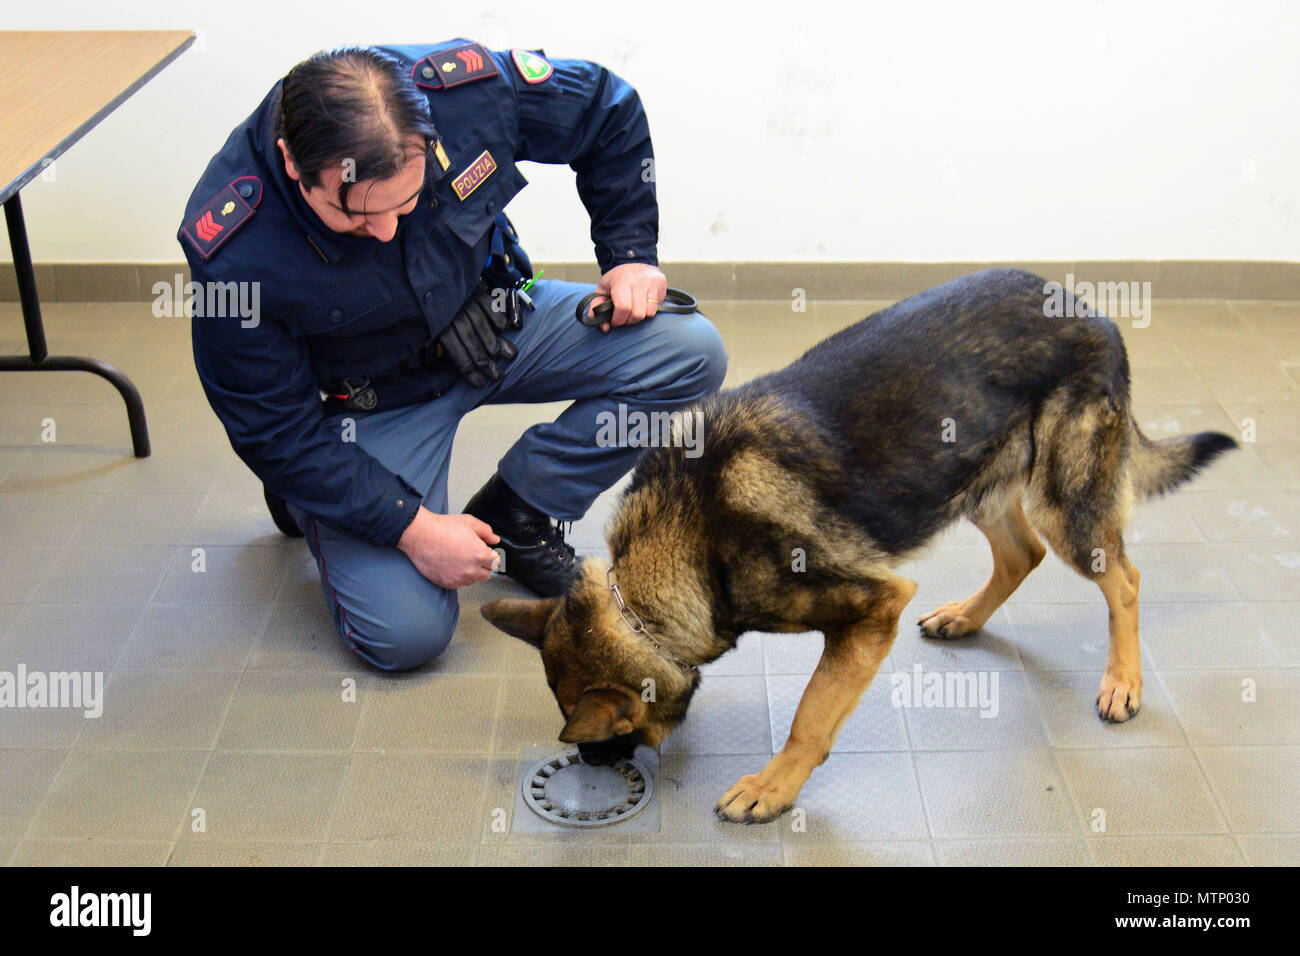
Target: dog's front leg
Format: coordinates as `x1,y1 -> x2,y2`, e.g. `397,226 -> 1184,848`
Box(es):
716,576 -> 917,824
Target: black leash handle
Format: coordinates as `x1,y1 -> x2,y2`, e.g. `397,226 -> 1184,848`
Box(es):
575,287 -> 698,326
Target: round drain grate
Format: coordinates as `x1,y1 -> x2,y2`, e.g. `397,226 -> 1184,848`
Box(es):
522,750 -> 653,828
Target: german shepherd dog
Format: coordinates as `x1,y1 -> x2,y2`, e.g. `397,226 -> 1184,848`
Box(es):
482,268 -> 1236,823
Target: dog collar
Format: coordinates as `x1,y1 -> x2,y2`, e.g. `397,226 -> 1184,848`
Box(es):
605,565 -> 699,677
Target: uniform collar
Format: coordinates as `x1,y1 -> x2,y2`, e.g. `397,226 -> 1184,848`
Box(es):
285,179 -> 355,263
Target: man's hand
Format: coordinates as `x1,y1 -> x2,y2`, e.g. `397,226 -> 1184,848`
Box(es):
398,507 -> 501,590
585,263 -> 668,332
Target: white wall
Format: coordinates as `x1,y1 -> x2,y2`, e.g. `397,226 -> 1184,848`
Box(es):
3,0 -> 1297,264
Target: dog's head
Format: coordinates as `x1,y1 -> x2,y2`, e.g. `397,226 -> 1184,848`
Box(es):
481,558 -> 696,753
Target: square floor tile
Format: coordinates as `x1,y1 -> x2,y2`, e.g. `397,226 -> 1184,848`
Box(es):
934,837 -> 1090,866
330,752 -> 487,845
785,841 -> 935,866
1,603 -> 142,671
1238,834 -> 1300,865
476,843 -> 629,866
493,675 -> 563,753
1182,489 -> 1300,543
914,749 -> 1078,838
1122,543 -> 1240,602
0,546 -> 61,602
29,749 -> 206,841
69,492 -> 205,547
781,752 -> 930,844
1056,747 -> 1226,834
1210,543 -> 1300,601
699,631 -> 764,676
12,840 -> 171,866
1160,669 -> 1300,745
321,842 -> 475,865
661,675 -> 772,755
1249,602 -> 1300,666
183,751 -> 349,843
0,749 -> 67,840
355,672 -> 500,753
1140,601 -> 1279,669
216,671 -> 362,751
167,842 -> 322,866
901,670 -> 1046,750
762,630 -> 825,675
629,843 -> 783,866
115,603 -> 265,671
1088,835 -> 1244,866
32,546 -> 173,605
76,670 -> 239,750
0,492 -> 95,546
1196,746 -> 1300,833
151,544 -> 289,605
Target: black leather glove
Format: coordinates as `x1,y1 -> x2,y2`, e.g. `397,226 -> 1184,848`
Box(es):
437,282 -> 519,388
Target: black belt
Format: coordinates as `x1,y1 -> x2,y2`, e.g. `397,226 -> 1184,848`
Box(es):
575,287 -> 698,326
321,349 -> 458,417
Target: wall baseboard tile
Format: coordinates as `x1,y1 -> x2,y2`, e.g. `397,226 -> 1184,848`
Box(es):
1,260 -> 1296,303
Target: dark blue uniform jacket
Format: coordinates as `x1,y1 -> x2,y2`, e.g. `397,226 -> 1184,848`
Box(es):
178,41 -> 658,546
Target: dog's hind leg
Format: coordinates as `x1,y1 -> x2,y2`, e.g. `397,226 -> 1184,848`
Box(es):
715,575 -> 917,824
1025,389 -> 1143,721
1093,545 -> 1142,721
918,498 -> 1046,638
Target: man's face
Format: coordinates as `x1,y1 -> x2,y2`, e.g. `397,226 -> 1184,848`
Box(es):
277,135 -> 427,242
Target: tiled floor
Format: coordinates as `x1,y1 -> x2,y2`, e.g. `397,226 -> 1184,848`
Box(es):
0,296 -> 1297,866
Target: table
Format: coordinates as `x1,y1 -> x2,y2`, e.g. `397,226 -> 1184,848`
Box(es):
0,30 -> 195,458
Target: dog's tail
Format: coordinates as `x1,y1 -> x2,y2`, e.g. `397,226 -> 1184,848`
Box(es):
1128,418 -> 1238,500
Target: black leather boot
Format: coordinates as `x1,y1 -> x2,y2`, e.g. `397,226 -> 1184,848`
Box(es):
263,485 -> 304,538
463,474 -> 579,597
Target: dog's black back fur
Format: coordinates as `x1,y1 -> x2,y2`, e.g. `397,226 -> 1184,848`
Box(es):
629,268 -> 1126,559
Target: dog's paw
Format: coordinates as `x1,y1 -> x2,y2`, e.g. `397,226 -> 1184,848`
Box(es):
917,601 -> 981,638
715,772 -> 796,825
1096,673 -> 1142,722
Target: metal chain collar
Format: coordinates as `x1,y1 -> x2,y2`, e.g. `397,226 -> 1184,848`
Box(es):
605,565 -> 699,677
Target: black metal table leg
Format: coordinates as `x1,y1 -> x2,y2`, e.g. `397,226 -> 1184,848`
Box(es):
3,192 -> 150,457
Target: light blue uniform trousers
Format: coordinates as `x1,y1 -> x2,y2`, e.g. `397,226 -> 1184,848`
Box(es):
289,280 -> 727,670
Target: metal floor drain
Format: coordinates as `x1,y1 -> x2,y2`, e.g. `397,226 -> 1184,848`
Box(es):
522,750 -> 654,828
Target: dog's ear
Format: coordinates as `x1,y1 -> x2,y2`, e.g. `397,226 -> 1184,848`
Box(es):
481,597 -> 559,649
559,687 -> 642,743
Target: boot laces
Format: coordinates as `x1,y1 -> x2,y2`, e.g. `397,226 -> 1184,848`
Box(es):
540,520 -> 577,569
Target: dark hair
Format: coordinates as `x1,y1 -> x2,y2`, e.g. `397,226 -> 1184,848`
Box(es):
276,47 -> 438,214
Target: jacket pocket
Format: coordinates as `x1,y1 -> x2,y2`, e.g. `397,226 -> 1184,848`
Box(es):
280,277 -> 394,338
444,163 -> 528,246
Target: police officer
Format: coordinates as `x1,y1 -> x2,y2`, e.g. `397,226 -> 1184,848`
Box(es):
179,42 -> 727,671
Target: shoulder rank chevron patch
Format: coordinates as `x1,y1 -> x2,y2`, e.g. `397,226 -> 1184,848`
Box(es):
412,42 -> 499,91
182,176 -> 262,261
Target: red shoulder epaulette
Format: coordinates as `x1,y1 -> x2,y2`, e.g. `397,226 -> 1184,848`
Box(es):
411,42 -> 498,91
181,176 -> 263,261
